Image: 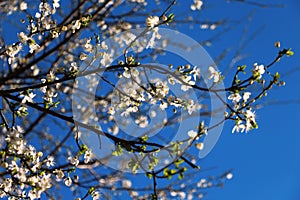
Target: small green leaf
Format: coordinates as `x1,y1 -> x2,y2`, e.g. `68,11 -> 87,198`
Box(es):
88,187 -> 95,194
163,168 -> 169,176
146,172 -> 153,179
286,49 -> 294,56
168,13 -> 175,22
178,173 -> 183,180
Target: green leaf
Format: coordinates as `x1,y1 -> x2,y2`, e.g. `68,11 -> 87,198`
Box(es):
128,159 -> 139,173
174,159 -> 184,168
88,187 -> 95,194
151,194 -> 158,200
163,168 -> 169,177
112,144 -> 123,156
146,172 -> 153,179
178,173 -> 183,180
286,49 -> 294,56
139,135 -> 148,142
168,13 -> 175,22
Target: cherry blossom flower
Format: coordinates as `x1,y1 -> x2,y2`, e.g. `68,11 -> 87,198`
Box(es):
54,169 -> 65,181
29,42 -> 40,53
243,92 -> 251,102
191,66 -> 201,81
208,66 -> 221,83
168,76 -> 175,85
45,156 -> 55,167
188,130 -> 198,138
159,101 -> 168,110
68,156 -> 79,166
191,0 -> 203,11
20,91 -> 36,103
17,32 -> 28,44
228,93 -> 242,104
20,2 -> 27,10
92,191 -> 102,200
232,120 -> 246,133
17,106 -> 28,116
146,27 -> 161,49
196,142 -> 204,150
181,75 -> 195,91
226,173 -> 233,180
100,52 -> 112,67
122,180 -> 132,188
53,0 -> 60,9
201,24 -> 209,29
84,149 -> 93,163
135,115 -> 149,128
252,63 -> 265,79
123,67 -> 139,78
6,44 -> 22,59
69,62 -> 78,72
64,177 -> 72,187
146,16 -> 159,28
79,52 -> 87,60
28,189 -> 41,200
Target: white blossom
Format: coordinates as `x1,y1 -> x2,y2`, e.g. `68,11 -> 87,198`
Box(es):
84,149 -> 93,163
196,142 -> 204,150
226,173 -> 233,180
201,24 -> 209,29
53,0 -> 60,9
6,44 -> 22,59
191,66 -> 201,81
69,62 -> 78,72
122,180 -> 132,188
92,191 -> 102,200
181,75 -> 195,91
20,2 -> 28,10
72,20 -> 81,32
17,32 -> 28,44
232,120 -> 246,133
188,130 -> 198,138
135,115 -> 149,128
54,169 -> 65,181
84,39 -> 93,52
228,93 -> 242,104
252,63 -> 265,79
159,101 -> 168,110
28,189 -> 41,200
45,156 -> 55,167
64,177 -> 72,187
146,27 -> 161,48
100,52 -> 112,67
29,42 -> 40,53
191,0 -> 203,11
146,16 -> 159,28
20,91 -> 36,103
243,92 -> 251,102
68,156 -> 79,166
208,66 -> 220,83
79,52 -> 87,60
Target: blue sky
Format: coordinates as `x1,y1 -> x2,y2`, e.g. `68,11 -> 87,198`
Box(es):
106,1 -> 300,199
2,1 -> 299,199
192,1 -> 300,200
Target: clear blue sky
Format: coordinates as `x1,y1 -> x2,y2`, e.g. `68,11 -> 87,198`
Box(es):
110,1 -> 300,199
3,1 -> 300,199
189,1 -> 300,200
58,1 -> 300,199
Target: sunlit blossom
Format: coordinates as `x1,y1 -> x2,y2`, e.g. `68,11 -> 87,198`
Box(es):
146,16 -> 159,28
